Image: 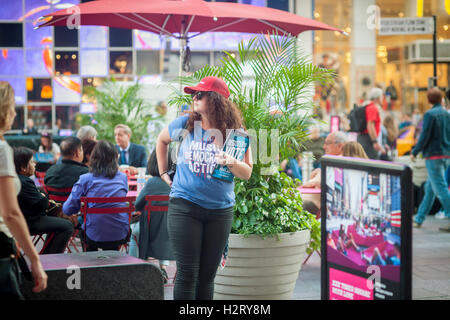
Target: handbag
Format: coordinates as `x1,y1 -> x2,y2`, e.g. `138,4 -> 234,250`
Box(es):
46,199 -> 63,217
0,232 -> 31,299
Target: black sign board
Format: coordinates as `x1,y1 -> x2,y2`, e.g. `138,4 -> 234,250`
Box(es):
320,156 -> 412,300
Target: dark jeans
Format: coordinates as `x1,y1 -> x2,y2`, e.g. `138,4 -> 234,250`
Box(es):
28,216 -> 74,254
167,197 -> 234,300
80,230 -> 129,252
357,133 -> 379,160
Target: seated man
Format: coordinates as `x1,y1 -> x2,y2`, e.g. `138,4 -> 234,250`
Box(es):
302,131 -> 347,189
114,124 -> 148,175
301,131 -> 348,215
44,137 -> 89,200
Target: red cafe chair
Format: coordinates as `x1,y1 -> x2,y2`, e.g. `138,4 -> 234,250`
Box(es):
144,195 -> 175,286
80,196 -> 136,253
43,186 -> 81,253
32,233 -> 55,255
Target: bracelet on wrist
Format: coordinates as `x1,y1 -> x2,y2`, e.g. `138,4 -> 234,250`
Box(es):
160,171 -> 168,177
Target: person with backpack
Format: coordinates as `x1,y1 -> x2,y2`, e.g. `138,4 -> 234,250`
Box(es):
355,88 -> 386,160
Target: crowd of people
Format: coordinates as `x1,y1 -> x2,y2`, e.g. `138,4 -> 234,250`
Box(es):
283,86 -> 450,232
1,75 -> 449,300
0,76 -> 253,300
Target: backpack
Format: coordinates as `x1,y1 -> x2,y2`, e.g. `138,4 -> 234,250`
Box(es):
348,103 -> 369,133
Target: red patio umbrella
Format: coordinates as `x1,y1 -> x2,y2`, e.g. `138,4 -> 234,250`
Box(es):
37,0 -> 344,72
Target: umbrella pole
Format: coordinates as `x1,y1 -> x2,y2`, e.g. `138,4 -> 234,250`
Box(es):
179,38 -> 185,92
176,37 -> 188,115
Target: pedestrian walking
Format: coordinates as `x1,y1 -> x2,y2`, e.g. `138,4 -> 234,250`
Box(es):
411,87 -> 450,229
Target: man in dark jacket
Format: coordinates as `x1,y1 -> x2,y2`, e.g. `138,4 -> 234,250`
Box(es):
411,87 -> 450,229
44,137 -> 89,199
114,124 -> 148,175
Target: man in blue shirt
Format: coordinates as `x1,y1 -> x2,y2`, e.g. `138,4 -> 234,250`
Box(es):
114,124 -> 148,175
411,87 -> 450,230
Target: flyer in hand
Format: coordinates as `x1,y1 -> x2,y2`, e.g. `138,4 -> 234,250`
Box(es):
212,129 -> 250,183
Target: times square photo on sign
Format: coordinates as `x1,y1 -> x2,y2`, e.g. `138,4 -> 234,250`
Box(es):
320,156 -> 412,300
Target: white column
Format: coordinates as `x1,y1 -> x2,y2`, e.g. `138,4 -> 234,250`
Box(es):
293,0 -> 313,62
293,0 -> 314,115
350,0 -> 377,106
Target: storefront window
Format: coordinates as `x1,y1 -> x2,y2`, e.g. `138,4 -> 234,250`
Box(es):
375,0 -> 450,113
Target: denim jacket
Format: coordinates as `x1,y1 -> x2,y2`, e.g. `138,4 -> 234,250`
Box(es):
412,104 -> 450,158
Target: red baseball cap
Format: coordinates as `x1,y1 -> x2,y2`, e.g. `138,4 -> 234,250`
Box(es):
184,76 -> 230,99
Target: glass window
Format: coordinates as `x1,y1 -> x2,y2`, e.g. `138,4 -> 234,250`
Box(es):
27,78 -> 52,103
26,49 -> 49,77
53,76 -> 81,104
189,33 -> 214,50
213,51 -> 238,67
267,0 -> 289,12
0,77 -> 26,105
55,105 -> 80,130
27,105 -> 52,131
190,52 -> 210,72
241,0 -> 265,6
0,23 -> 23,47
214,32 -> 243,50
80,26 -> 107,48
80,103 -> 97,114
109,28 -> 132,47
134,30 -> 162,50
82,77 -> 106,103
163,52 -> 180,79
55,51 -> 79,75
11,106 -> 24,130
25,22 -> 52,48
136,51 -> 160,74
80,49 -> 108,76
109,51 -> 133,75
54,26 -> 79,47
24,0 -> 54,22
0,1 -> 23,20
0,50 -> 24,76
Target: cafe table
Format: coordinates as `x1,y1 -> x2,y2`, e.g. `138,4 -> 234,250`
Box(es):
297,187 -> 321,215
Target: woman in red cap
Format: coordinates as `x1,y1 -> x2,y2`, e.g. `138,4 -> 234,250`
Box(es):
156,76 -> 253,300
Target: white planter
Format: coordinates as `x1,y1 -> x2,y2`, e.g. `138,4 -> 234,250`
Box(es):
214,230 -> 311,300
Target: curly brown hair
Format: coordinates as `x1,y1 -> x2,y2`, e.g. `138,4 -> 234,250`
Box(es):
186,91 -> 243,142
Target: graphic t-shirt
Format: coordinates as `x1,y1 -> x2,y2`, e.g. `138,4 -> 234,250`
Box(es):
168,115 -> 235,209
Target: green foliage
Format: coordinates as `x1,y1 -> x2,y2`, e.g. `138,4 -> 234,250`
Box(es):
77,78 -> 159,145
168,34 -> 334,252
234,170 -> 321,253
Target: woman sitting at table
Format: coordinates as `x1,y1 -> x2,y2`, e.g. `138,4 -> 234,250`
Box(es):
63,140 -> 130,251
14,147 -> 74,254
38,132 -> 60,164
81,138 -> 97,167
129,148 -> 175,283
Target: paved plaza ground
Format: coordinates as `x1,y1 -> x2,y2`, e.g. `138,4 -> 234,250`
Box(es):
161,216 -> 450,300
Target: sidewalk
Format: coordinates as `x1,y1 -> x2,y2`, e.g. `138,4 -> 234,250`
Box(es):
163,217 -> 450,300
293,216 -> 450,300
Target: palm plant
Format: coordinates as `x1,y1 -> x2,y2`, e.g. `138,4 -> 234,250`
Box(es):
78,78 -> 159,145
169,34 -> 335,252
